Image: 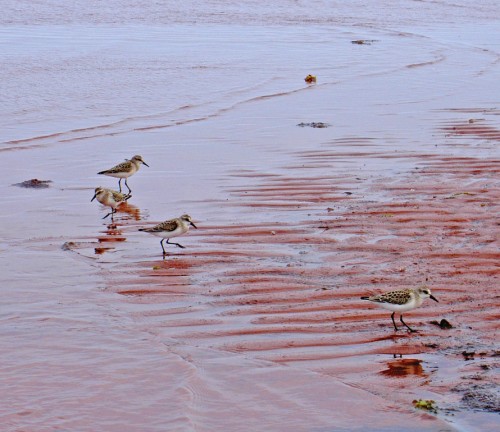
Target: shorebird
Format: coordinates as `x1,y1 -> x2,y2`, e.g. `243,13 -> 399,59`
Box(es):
361,286 -> 438,332
139,214 -> 197,256
98,155 -> 149,193
91,187 -> 131,220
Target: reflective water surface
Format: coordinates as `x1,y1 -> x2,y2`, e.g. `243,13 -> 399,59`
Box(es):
1,1 -> 499,431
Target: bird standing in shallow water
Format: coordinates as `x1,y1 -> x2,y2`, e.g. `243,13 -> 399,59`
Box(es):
139,214 -> 197,256
361,286 -> 438,332
91,187 -> 131,220
98,155 -> 149,193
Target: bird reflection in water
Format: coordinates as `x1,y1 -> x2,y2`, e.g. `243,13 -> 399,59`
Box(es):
94,203 -> 142,255
380,358 -> 427,378
114,201 -> 141,221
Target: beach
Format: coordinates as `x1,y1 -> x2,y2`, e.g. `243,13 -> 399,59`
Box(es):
1,1 -> 499,431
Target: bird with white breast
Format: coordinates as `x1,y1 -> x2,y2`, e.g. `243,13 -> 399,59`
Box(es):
139,214 -> 197,256
98,154 -> 149,193
361,286 -> 439,332
91,187 -> 131,220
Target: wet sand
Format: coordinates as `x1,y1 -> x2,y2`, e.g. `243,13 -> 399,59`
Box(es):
93,119 -> 499,431
1,3 -> 500,431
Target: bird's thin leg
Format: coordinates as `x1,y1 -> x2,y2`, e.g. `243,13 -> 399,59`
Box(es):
391,312 -> 399,332
160,239 -> 167,255
103,211 -> 112,219
400,315 -> 416,333
166,239 -> 185,249
118,179 -> 122,192
124,178 -> 132,194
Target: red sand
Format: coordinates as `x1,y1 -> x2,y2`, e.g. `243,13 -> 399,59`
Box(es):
83,121 -> 499,430
2,6 -> 499,430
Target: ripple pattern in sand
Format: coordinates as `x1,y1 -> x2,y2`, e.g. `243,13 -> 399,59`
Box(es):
87,134 -> 498,401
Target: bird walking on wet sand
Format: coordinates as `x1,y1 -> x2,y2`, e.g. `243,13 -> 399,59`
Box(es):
361,286 -> 438,332
139,214 -> 197,256
97,155 -> 149,193
91,187 -> 131,220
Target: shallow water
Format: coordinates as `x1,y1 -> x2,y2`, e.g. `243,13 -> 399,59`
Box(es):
1,1 -> 499,431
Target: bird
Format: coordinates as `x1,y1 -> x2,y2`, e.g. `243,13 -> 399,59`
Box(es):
361,286 -> 438,332
91,187 -> 131,220
97,155 -> 149,193
139,214 -> 197,256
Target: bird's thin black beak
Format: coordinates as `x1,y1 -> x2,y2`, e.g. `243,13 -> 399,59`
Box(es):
142,161 -> 149,167
91,193 -> 97,202
430,295 -> 439,302
190,222 -> 198,229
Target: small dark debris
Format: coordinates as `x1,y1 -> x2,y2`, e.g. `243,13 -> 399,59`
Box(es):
62,241 -> 77,251
304,74 -> 317,84
297,122 -> 330,128
469,374 -> 485,381
424,343 -> 439,349
462,351 -> 476,361
14,179 -> 52,189
326,207 -> 334,212
462,389 -> 500,412
430,318 -> 453,329
351,39 -> 378,45
344,191 -> 353,195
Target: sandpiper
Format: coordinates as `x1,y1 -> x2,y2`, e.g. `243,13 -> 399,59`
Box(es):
139,214 -> 197,256
91,187 -> 131,220
361,286 -> 438,332
98,155 -> 149,193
